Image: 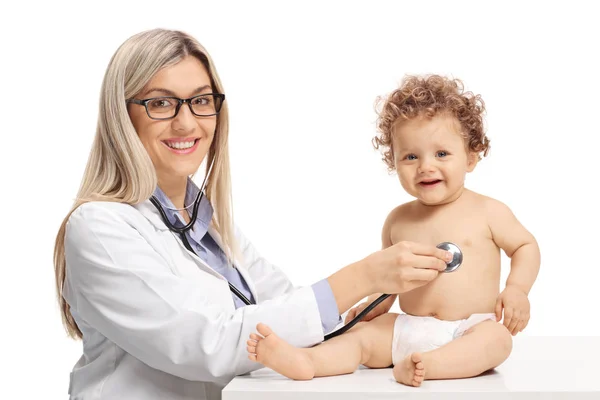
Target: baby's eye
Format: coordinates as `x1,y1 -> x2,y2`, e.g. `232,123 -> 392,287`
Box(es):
406,154 -> 417,161
436,151 -> 448,157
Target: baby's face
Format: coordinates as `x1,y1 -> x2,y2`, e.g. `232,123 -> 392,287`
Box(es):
392,114 -> 477,206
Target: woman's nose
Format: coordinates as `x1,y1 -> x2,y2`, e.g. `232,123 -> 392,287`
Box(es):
171,103 -> 197,133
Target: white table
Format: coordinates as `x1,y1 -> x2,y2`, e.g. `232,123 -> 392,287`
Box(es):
223,336 -> 600,399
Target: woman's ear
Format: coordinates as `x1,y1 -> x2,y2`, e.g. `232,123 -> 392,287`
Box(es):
466,152 -> 478,172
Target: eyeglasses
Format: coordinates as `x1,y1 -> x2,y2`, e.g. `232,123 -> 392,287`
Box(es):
126,93 -> 225,120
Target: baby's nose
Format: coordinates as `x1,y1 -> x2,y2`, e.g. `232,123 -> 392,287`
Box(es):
418,159 -> 435,173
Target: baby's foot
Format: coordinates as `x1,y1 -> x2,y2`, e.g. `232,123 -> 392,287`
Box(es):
393,352 -> 425,387
247,323 -> 315,380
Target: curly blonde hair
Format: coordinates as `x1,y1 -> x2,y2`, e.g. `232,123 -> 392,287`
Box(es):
373,74 -> 490,171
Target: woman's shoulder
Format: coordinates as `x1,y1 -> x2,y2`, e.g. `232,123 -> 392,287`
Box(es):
72,200 -> 136,215
68,201 -> 143,228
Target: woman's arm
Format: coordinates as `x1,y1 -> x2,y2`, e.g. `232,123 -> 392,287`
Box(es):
235,227 -> 342,333
65,203 -> 325,383
239,203 -> 450,317
235,229 -> 374,317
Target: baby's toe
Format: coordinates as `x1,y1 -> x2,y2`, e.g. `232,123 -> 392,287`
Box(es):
256,323 -> 274,337
411,352 -> 423,364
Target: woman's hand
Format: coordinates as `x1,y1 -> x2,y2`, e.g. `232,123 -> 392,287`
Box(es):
344,293 -> 397,324
327,241 -> 451,315
365,241 -> 452,295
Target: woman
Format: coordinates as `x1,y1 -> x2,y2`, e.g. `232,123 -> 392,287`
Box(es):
54,28 -> 451,400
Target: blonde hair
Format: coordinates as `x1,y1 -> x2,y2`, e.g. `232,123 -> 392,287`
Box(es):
54,29 -> 238,339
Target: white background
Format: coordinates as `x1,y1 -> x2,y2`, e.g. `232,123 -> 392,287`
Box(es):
1,0 -> 599,398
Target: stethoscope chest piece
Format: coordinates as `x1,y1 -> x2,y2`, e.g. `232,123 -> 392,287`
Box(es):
436,242 -> 463,272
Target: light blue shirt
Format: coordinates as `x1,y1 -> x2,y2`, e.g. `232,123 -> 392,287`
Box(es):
153,178 -> 341,334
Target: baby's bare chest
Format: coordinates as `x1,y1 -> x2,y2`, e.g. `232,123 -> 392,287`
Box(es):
393,207 -> 501,314
390,208 -> 493,253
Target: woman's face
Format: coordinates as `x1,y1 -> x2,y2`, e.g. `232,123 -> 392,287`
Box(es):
128,56 -> 217,186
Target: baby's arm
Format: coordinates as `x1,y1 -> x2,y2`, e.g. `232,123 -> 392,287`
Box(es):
486,198 -> 540,293
486,198 -> 540,334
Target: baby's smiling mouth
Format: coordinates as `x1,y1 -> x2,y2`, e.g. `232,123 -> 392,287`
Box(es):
419,179 -> 442,186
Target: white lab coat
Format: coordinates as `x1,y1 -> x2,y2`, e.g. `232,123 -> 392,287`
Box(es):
63,200 -> 325,400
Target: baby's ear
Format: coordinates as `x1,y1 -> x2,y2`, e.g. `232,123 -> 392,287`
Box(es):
466,152 -> 478,172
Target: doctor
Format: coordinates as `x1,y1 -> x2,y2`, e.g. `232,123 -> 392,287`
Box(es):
54,28 -> 452,400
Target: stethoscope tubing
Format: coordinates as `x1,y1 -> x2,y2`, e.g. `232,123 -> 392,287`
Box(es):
323,293 -> 391,341
148,158 -> 461,341
324,242 -> 463,341
148,158 -> 254,306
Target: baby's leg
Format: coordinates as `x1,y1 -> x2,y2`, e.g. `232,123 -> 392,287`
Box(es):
247,313 -> 397,380
393,320 -> 512,386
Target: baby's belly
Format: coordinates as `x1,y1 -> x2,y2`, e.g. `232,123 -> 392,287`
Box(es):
398,263 -> 501,320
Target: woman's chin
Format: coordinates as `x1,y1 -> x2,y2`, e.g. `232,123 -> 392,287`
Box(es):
157,166 -> 200,183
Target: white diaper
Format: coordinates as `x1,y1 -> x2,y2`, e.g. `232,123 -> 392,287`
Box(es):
391,313 -> 496,365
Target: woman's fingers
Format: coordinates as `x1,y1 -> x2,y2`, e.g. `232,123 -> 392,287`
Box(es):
374,241 -> 453,294
404,267 -> 440,282
411,254 -> 448,271
406,242 -> 452,264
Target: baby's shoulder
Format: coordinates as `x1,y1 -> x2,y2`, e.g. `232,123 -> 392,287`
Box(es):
463,190 -> 512,215
384,201 -> 419,224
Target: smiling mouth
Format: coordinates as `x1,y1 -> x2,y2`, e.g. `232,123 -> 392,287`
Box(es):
162,139 -> 199,150
419,180 -> 442,186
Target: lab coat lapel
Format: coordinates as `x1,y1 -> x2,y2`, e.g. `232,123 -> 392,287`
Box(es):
136,200 -> 169,231
135,200 -> 225,281
208,225 -> 259,302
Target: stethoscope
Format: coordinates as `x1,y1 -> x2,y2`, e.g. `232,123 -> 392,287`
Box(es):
148,159 -> 464,340
149,159 -> 255,307
323,241 -> 463,341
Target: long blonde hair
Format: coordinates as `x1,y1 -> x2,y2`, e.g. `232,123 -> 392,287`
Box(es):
54,29 -> 238,339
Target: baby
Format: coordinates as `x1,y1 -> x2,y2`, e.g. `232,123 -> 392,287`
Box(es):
247,75 -> 540,386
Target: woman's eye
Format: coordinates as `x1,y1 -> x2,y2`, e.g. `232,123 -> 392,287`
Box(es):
150,99 -> 173,108
192,97 -> 211,106
436,151 -> 448,157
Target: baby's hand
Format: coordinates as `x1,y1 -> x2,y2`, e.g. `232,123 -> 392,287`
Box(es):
495,285 -> 530,336
345,294 -> 396,324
